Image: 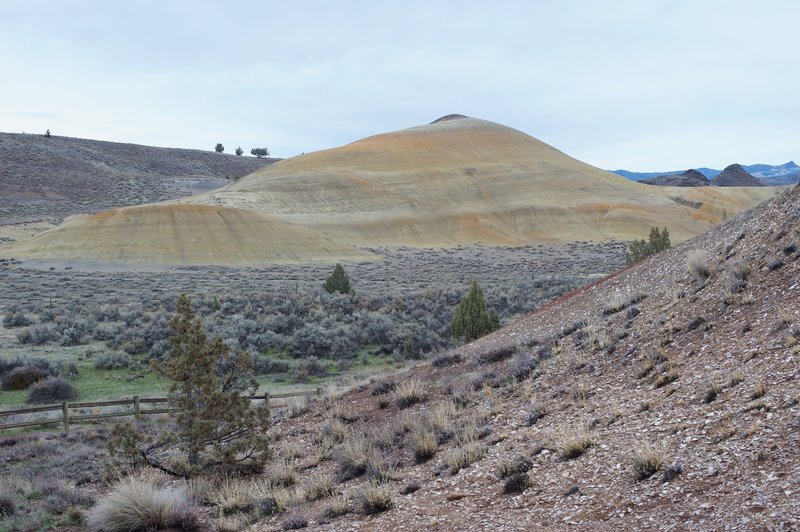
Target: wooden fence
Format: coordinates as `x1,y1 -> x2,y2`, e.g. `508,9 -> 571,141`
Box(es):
0,389 -> 320,434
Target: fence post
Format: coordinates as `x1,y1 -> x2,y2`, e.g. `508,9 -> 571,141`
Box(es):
264,392 -> 270,407
61,401 -> 69,434
316,387 -> 322,397
133,396 -> 141,423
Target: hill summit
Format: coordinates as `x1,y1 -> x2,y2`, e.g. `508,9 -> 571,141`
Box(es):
2,117 -> 779,267
711,163 -> 765,187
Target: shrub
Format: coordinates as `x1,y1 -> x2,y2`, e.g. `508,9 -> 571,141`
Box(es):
499,456 -> 533,479
87,478 -> 203,532
526,403 -> 547,426
324,263 -> 352,294
503,473 -> 533,494
361,481 -> 393,515
2,311 -> 31,328
662,461 -> 683,482
282,513 -> 309,530
94,351 -> 137,370
215,143 -> 224,153
26,377 -> 78,404
1,366 -> 49,390
0,487 -> 16,518
632,445 -> 664,481
477,343 -> 517,364
625,227 -> 671,264
17,324 -> 59,345
451,280 -> 500,342
431,351 -> 462,368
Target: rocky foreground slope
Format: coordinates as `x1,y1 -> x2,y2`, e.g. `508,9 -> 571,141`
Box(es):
255,182 -> 800,530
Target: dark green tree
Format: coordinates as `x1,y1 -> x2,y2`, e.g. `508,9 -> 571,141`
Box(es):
451,280 -> 500,342
250,147 -> 269,158
235,146 -> 243,156
215,143 -> 224,153
324,263 -> 352,294
109,294 -> 270,477
44,129 -> 51,138
625,227 -> 670,264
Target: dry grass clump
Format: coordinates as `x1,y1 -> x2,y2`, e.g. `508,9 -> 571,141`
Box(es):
445,438 -> 486,474
287,397 -> 310,418
304,474 -> 336,502
409,428 -> 438,463
266,460 -> 297,489
750,382 -> 767,400
555,429 -> 594,460
332,433 -> 387,482
324,494 -> 351,518
87,478 -> 203,532
703,379 -> 723,403
687,250 -> 711,281
212,476 -> 254,515
632,445 -> 664,481
393,379 -> 427,409
360,481 -> 393,515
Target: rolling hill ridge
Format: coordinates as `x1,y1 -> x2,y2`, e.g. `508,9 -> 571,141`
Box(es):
1,116 -> 780,267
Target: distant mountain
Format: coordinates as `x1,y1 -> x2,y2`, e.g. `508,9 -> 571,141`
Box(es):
613,162 -> 799,185
710,164 -> 764,187
640,169 -> 710,187
612,167 -> 719,181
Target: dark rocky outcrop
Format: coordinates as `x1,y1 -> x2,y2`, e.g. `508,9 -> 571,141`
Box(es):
641,169 -> 710,187
710,164 -> 765,187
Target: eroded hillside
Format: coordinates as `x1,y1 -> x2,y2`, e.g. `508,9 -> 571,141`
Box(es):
0,131 -> 274,232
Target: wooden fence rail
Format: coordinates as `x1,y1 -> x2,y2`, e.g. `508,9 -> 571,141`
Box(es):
0,388 -> 320,434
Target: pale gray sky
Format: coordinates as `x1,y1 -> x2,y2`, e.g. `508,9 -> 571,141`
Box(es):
0,0 -> 797,170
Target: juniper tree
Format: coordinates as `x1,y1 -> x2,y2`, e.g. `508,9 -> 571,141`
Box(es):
215,143 -> 224,153
324,263 -> 352,294
451,280 -> 500,342
235,146 -> 243,156
109,294 -> 270,477
625,227 -> 670,264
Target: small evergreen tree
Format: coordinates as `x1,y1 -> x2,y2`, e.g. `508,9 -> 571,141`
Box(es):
324,263 -> 352,294
108,294 -> 270,477
625,227 -> 671,264
235,146 -> 243,156
44,129 -> 51,138
250,147 -> 269,158
451,280 -> 500,342
215,143 -> 224,153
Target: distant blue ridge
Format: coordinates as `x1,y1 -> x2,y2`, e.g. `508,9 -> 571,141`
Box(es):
612,162 -> 799,185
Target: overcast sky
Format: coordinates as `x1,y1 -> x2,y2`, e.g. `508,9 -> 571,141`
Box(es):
0,1 -> 797,170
